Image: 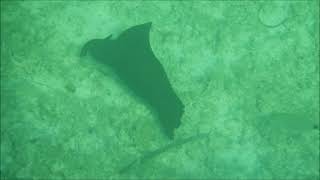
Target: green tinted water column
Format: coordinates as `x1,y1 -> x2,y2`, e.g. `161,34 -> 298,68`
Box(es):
1,1 -> 319,179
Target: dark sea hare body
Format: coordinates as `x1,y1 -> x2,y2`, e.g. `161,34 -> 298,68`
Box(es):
81,22 -> 184,139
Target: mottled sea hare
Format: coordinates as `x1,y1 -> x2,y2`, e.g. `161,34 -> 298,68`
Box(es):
81,22 -> 184,139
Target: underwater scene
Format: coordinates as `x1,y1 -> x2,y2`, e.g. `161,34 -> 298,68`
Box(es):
1,1 -> 319,180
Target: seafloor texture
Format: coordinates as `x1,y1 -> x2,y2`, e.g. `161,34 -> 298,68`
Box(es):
1,1 -> 319,180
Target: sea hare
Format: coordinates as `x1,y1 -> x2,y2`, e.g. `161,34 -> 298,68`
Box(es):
81,22 -> 184,139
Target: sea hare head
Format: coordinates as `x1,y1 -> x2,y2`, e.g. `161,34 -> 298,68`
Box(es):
81,35 -> 115,65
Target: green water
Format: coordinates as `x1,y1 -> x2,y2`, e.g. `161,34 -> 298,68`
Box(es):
1,1 -> 319,179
